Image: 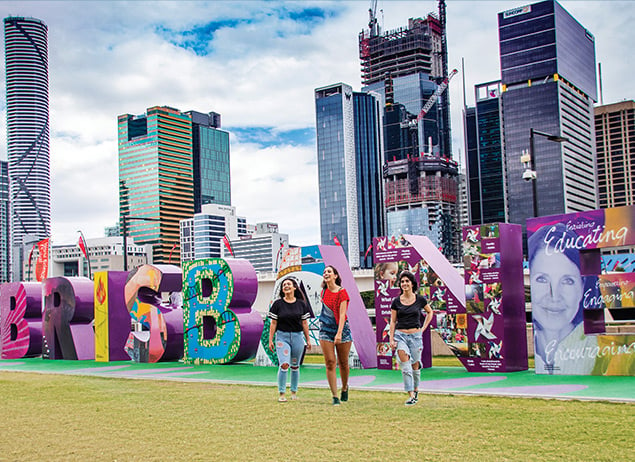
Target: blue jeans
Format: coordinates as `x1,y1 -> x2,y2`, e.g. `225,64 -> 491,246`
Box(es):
319,304 -> 352,343
275,331 -> 305,393
395,330 -> 423,392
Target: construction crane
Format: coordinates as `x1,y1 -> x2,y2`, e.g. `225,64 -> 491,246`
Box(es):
368,0 -> 378,37
416,68 -> 459,122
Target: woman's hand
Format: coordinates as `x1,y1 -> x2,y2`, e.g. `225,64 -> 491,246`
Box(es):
305,342 -> 311,352
268,339 -> 274,351
334,333 -> 342,345
390,339 -> 397,350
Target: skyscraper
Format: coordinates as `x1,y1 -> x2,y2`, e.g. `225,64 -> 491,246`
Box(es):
499,1 -> 598,226
358,6 -> 460,260
315,83 -> 384,268
464,81 -> 506,225
359,14 -> 449,158
186,111 -> 231,212
0,160 -> 9,283
4,17 -> 50,281
118,106 -> 195,264
595,100 -> 635,208
118,106 -> 232,265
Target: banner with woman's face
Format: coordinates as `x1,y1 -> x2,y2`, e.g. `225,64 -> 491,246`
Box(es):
527,205 -> 635,376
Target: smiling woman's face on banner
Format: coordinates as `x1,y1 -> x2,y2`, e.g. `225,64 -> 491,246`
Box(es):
531,250 -> 583,334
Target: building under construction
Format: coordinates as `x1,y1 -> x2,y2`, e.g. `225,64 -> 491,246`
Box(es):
359,1 -> 460,261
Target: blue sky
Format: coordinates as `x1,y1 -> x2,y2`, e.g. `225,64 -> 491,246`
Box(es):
1,1 -> 633,246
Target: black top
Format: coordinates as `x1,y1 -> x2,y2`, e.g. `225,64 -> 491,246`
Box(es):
268,298 -> 311,332
391,294 -> 428,330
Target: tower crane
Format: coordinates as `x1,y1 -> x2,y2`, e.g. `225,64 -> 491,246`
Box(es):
368,0 -> 378,37
416,68 -> 459,122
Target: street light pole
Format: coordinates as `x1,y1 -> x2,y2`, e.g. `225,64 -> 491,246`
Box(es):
121,214 -> 161,272
529,129 -> 539,218
521,128 -> 570,218
122,215 -> 128,272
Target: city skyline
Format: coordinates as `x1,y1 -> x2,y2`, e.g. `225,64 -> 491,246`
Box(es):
1,1 -> 633,247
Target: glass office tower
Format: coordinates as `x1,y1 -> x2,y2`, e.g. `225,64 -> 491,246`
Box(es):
315,83 -> 384,268
464,81 -> 506,225
499,0 -> 598,226
186,111 -> 231,211
4,17 -> 50,281
353,91 -> 385,268
118,106 -> 195,264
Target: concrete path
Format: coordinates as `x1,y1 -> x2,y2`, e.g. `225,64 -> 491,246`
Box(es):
1,358 -> 633,403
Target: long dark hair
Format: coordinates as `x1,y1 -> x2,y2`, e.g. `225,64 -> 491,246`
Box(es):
398,270 -> 418,294
278,277 -> 305,301
321,265 -> 342,289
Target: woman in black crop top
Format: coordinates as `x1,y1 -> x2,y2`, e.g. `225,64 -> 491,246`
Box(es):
268,277 -> 311,402
389,271 -> 432,406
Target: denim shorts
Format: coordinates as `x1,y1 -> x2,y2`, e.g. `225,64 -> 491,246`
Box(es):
394,330 -> 423,366
319,304 -> 352,343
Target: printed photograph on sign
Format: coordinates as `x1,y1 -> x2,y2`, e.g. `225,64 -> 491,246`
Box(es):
481,224 -> 499,239
466,283 -> 484,313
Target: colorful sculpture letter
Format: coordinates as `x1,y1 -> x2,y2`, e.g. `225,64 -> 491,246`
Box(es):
124,264 -> 183,362
0,282 -> 43,359
94,271 -> 132,362
42,277 -> 95,360
183,258 -> 262,364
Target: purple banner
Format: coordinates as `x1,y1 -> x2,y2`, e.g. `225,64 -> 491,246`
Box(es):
528,206 -> 635,376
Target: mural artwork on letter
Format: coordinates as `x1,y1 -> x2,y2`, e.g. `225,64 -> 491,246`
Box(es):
374,228 -> 527,373
94,271 -> 132,362
0,282 -> 43,359
124,265 -> 183,363
183,258 -> 262,364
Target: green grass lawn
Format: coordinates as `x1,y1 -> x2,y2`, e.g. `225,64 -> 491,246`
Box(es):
1,371 -> 631,461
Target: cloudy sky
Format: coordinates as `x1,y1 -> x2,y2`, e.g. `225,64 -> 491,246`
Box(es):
1,0 -> 633,246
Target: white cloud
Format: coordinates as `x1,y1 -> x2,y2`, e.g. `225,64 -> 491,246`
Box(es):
1,0 -> 633,248
230,141 -> 319,246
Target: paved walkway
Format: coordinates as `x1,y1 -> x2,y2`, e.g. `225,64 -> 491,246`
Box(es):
1,358 -> 633,403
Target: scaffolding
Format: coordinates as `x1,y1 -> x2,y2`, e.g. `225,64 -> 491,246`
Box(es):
359,15 -> 442,86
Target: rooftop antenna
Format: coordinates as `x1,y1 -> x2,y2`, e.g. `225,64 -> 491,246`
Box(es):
598,62 -> 604,105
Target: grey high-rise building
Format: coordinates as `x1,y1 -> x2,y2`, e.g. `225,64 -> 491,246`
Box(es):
595,101 -> 635,209
0,160 -> 9,283
4,17 -> 51,281
499,1 -> 598,226
315,83 -> 384,268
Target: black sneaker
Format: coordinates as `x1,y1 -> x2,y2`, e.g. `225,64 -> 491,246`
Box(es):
413,391 -> 419,403
340,388 -> 349,402
332,397 -> 341,406
405,396 -> 417,406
